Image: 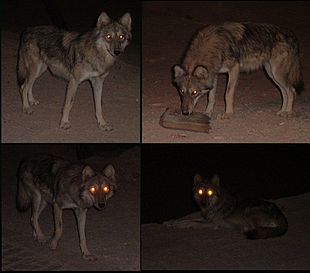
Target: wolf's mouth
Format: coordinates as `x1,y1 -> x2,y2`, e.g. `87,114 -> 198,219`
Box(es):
94,202 -> 106,210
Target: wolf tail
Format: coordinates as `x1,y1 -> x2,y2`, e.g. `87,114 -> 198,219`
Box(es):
245,225 -> 287,240
289,55 -> 304,94
16,168 -> 33,211
16,35 -> 27,88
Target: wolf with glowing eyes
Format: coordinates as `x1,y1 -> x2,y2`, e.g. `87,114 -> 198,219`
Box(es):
165,174 -> 288,240
17,154 -> 116,261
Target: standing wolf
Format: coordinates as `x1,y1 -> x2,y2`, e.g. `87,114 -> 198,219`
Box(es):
17,12 -> 132,130
173,22 -> 303,118
165,174 -> 288,240
17,154 -> 117,261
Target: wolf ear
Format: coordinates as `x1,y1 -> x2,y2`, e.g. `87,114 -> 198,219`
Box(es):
173,65 -> 186,79
119,13 -> 132,32
194,173 -> 203,185
211,175 -> 220,186
103,164 -> 115,181
82,165 -> 95,181
97,12 -> 111,28
193,65 -> 208,79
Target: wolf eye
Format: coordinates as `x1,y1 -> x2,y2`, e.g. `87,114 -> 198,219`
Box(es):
105,34 -> 112,40
89,186 -> 96,193
198,188 -> 204,196
207,189 -> 213,196
103,186 -> 110,193
179,89 -> 185,95
119,34 -> 125,41
192,90 -> 199,96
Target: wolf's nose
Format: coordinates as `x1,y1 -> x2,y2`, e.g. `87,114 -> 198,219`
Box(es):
114,50 -> 121,56
98,202 -> 106,208
182,111 -> 189,115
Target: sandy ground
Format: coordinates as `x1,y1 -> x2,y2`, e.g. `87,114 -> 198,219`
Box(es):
142,1 -> 310,143
1,30 -> 140,143
1,145 -> 140,270
141,192 -> 310,270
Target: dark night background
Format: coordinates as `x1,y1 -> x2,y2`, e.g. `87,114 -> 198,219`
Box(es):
2,0 -> 141,41
141,144 -> 310,224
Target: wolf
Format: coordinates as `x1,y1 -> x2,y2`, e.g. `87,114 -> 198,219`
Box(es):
17,154 -> 117,261
165,174 -> 288,240
17,12 -> 132,130
173,22 -> 304,118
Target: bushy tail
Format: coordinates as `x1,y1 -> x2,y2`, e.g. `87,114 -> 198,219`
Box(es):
16,172 -> 32,211
16,34 -> 27,88
245,225 -> 287,240
289,56 -> 304,94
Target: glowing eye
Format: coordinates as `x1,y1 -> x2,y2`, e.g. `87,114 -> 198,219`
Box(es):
198,189 -> 204,196
103,186 -> 109,193
180,89 -> 185,95
90,186 -> 96,193
192,90 -> 198,95
119,34 -> 125,40
207,189 -> 213,196
105,34 -> 112,40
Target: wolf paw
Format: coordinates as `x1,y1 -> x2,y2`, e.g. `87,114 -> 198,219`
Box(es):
60,121 -> 71,129
23,106 -> 34,115
49,238 -> 59,249
29,99 -> 40,106
276,111 -> 295,118
221,112 -> 233,119
99,123 -> 113,131
36,235 -> 48,244
82,253 -> 97,262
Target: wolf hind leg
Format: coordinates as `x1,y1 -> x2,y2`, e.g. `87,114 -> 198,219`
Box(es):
264,59 -> 295,117
20,57 -> 47,114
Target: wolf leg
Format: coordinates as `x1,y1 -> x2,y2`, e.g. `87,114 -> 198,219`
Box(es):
164,218 -> 215,229
74,208 -> 97,261
21,60 -> 47,114
90,73 -> 113,131
60,78 -> 79,129
50,203 -> 63,249
222,64 -> 239,119
30,191 -> 48,243
205,76 -> 218,117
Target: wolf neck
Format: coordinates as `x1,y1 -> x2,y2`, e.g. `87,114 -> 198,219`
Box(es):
82,31 -> 116,67
182,28 -> 224,74
201,190 -> 237,220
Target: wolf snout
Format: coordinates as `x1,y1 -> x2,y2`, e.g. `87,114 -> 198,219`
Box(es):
114,49 -> 121,56
98,202 -> 106,208
182,110 -> 190,115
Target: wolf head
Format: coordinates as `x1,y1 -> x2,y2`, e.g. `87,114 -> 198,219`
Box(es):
95,12 -> 132,57
80,164 -> 117,210
173,65 -> 215,115
193,174 -> 220,208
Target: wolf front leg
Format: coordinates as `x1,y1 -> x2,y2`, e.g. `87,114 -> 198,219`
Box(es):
50,203 -> 63,249
222,64 -> 240,119
60,78 -> 79,129
74,208 -> 97,261
205,76 -> 218,117
90,73 -> 113,131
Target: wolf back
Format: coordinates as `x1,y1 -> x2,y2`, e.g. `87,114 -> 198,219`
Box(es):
173,22 -> 304,117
